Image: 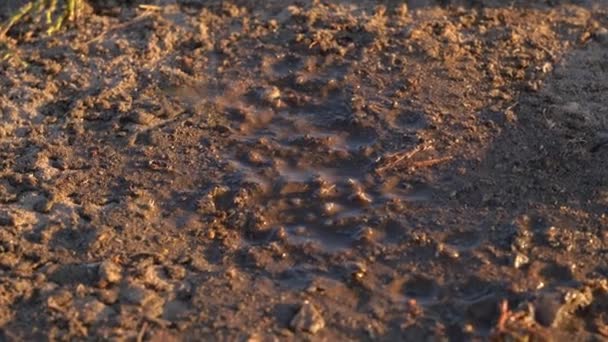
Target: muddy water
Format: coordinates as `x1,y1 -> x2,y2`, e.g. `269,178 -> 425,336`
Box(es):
193,67 -> 430,251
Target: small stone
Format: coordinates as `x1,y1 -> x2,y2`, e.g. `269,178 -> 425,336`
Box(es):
33,195 -> 54,213
348,262 -> 367,280
0,209 -> 36,227
98,261 -> 122,286
274,226 -> 287,241
0,253 -> 19,268
76,298 -> 113,324
261,86 -> 281,105
349,190 -> 373,206
165,265 -> 187,280
290,301 -> 325,334
197,195 -> 216,214
120,285 -> 165,318
245,333 -> 263,342
75,283 -> 88,298
246,150 -> 265,165
97,288 -> 119,304
225,267 -> 238,279
189,256 -> 210,272
143,265 -> 172,291
206,229 -> 216,240
513,253 -> 530,269
47,290 -> 73,312
10,279 -> 33,301
354,226 -> 375,243
130,111 -> 155,125
436,243 -> 460,259
142,293 -> 165,318
322,202 -> 339,216
289,197 -> 303,206
463,323 -> 474,334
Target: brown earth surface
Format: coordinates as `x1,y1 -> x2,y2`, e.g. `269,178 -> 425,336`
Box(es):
2,0 -> 608,340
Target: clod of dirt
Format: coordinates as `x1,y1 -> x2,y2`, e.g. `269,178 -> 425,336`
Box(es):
127,110 -> 156,126
290,301 -> 325,334
435,243 -> 460,259
75,298 -> 114,324
47,290 -> 73,312
259,86 -> 281,107
0,252 -> 19,269
0,209 -> 36,228
142,294 -> 166,319
353,226 -> 375,244
349,190 -> 373,206
143,265 -> 173,291
98,261 -> 122,287
534,287 -> 593,328
165,265 -> 186,280
322,202 -> 339,216
33,195 -> 54,213
120,284 -> 165,318
96,288 -> 119,305
513,253 -> 530,269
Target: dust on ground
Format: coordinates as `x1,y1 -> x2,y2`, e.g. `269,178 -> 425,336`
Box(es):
2,0 -> 608,340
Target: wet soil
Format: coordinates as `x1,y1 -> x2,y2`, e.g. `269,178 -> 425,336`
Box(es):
2,0 -> 608,340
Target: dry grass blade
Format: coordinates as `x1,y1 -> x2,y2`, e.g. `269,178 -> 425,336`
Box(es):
375,145 -> 426,174
411,156 -> 453,169
375,145 -> 452,173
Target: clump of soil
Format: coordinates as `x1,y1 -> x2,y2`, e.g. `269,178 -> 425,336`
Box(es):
1,0 -> 608,340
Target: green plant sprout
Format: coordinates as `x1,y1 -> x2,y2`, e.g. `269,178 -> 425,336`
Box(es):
0,0 -> 83,38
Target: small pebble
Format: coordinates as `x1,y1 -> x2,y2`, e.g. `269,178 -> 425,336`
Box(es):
130,110 -> 155,125
349,190 -> 373,205
261,86 -> 281,106
143,265 -> 172,291
290,301 -> 325,334
357,227 -> 375,242
76,298 -> 113,324
274,226 -> 287,240
247,150 -> 265,165
33,195 -> 54,213
98,261 -> 122,287
436,243 -> 460,259
165,265 -> 187,280
513,253 -> 530,269
322,202 -> 339,216
97,288 -> 119,304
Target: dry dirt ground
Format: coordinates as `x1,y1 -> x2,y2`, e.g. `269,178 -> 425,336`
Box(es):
2,0 -> 608,340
